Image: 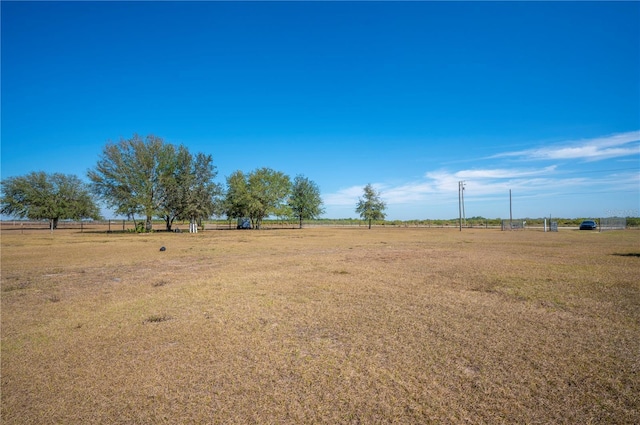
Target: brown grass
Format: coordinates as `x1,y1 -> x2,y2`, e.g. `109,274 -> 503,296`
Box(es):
1,227 -> 639,424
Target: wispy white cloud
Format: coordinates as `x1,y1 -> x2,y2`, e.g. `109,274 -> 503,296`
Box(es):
321,130 -> 640,219
323,166 -> 563,207
493,131 -> 640,161
322,184 -> 375,206
453,166 -> 558,179
420,167 -> 570,198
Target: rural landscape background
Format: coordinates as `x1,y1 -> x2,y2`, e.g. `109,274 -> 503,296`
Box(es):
2,226 -> 639,423
2,1 -> 639,220
2,1 -> 639,423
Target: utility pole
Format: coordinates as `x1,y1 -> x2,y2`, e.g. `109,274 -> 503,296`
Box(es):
458,181 -> 462,231
509,189 -> 513,230
458,181 -> 465,231
461,181 -> 466,227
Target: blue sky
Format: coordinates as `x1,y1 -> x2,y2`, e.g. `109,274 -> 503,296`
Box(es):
2,1 -> 639,220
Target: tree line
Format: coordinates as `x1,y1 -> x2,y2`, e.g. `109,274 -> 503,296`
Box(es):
1,134 -> 385,231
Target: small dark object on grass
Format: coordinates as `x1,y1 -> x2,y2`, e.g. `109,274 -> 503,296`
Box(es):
144,314 -> 172,323
160,246 -> 166,252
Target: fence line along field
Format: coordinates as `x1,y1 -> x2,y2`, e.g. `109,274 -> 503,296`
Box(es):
1,227 -> 638,423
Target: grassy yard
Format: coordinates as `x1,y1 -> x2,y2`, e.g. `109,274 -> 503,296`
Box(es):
1,227 -> 639,424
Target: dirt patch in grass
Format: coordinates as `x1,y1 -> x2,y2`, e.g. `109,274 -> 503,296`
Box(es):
613,252 -> 640,257
143,314 -> 173,323
2,228 -> 639,424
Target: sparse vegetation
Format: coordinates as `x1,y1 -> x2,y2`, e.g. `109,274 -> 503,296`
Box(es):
144,314 -> 172,323
1,227 -> 639,424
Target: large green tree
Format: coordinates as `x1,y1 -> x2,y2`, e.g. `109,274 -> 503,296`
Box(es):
88,134 -> 172,231
223,167 -> 291,229
246,168 -> 291,229
157,145 -> 193,231
170,152 -> 222,230
355,183 -> 386,229
223,170 -> 251,223
89,134 -> 221,232
288,175 -> 324,228
1,172 -> 101,230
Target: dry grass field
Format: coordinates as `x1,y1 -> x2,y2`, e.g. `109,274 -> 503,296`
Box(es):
1,227 -> 639,424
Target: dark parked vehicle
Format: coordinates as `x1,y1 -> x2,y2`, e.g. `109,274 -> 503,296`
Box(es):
237,217 -> 252,229
579,220 -> 598,230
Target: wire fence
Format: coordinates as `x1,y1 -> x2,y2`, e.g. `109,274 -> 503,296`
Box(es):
600,217 -> 627,231
1,219 -> 138,233
1,218 -> 636,234
0,219 -> 494,233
